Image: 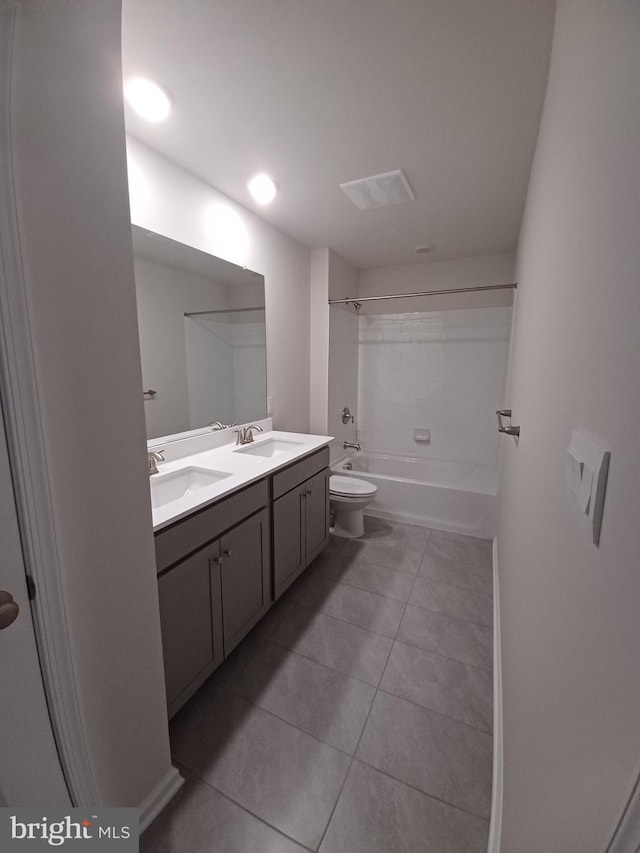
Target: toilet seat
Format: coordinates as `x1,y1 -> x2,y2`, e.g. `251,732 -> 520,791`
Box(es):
330,475 -> 376,498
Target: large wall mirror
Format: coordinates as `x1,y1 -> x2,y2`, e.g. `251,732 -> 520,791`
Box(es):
132,226 -> 267,441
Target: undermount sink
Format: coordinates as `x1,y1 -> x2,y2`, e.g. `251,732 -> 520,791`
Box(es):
234,438 -> 304,458
150,467 -> 231,509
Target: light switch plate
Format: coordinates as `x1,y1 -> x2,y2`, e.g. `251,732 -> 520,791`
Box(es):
566,428 -> 610,546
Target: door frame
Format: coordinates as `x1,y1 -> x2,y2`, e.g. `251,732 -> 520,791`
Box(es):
0,5 -> 98,806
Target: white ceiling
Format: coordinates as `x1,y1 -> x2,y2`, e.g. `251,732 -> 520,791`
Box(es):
122,0 -> 555,270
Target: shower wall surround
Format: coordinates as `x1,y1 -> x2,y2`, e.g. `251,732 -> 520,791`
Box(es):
357,306 -> 512,465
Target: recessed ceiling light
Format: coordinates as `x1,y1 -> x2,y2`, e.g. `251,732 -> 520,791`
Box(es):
248,174 -> 277,205
124,77 -> 171,122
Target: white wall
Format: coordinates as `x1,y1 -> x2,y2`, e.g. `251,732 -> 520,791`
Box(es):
327,251 -> 359,456
357,307 -> 512,466
309,248 -> 330,435
309,248 -> 359,456
497,1 -> 640,849
127,138 -> 311,432
358,253 -> 515,314
11,1 -> 171,807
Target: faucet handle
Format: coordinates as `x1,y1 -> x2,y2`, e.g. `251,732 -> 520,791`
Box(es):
233,428 -> 245,445
243,424 -> 264,443
147,449 -> 165,475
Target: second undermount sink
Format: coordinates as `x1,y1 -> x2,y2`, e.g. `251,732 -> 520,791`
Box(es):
150,466 -> 231,509
234,437 -> 304,458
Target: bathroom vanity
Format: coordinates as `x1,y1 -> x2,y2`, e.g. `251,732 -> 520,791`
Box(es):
132,230 -> 332,716
150,429 -> 331,717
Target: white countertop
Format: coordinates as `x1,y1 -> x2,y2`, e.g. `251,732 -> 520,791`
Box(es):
150,429 -> 333,531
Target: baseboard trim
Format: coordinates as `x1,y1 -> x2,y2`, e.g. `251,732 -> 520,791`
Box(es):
139,765 -> 185,833
488,537 -> 503,853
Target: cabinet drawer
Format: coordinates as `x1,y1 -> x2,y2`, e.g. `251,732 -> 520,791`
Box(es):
271,447 -> 330,500
155,479 -> 269,573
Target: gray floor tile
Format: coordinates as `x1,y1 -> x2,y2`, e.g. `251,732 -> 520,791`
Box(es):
178,693 -> 350,849
349,537 -> 426,575
309,536 -> 361,569
319,760 -> 489,853
296,555 -> 348,590
278,570 -> 315,604
141,777 -> 307,853
270,605 -> 393,686
170,598 -> 290,738
246,596 -> 295,643
419,551 -> 493,594
173,595 -> 293,734
302,554 -> 415,603
380,641 -> 493,732
426,530 -> 492,569
233,643 -> 375,753
328,520 -> 431,574
298,576 -> 406,637
335,557 -> 416,601
169,622 -> 272,756
356,691 -> 493,818
398,604 -> 493,671
166,521 -> 495,852
363,515 -> 432,549
409,577 -> 493,627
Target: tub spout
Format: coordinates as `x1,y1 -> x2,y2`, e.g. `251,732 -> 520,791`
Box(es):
343,441 -> 361,451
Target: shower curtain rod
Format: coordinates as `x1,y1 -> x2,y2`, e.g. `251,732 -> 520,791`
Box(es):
184,306 -> 265,317
328,282 -> 517,306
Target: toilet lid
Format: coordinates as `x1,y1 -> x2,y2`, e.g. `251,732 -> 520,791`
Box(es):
330,475 -> 377,497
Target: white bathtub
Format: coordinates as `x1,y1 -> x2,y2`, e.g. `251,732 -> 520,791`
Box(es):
331,451 -> 497,539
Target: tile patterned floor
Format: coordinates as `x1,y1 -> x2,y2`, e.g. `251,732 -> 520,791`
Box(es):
142,517 -> 494,852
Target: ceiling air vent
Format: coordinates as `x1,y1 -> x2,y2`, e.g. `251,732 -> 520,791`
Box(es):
340,169 -> 415,211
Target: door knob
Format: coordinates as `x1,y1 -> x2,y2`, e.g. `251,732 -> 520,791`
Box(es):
0,591 -> 19,630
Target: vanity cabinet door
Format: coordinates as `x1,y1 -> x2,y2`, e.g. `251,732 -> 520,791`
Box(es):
157,546 -> 223,713
304,468 -> 330,564
219,509 -> 271,655
273,484 -> 305,599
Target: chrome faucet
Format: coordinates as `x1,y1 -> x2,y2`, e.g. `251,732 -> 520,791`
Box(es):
234,424 -> 264,445
147,450 -> 165,475
343,441 -> 361,451
209,421 -> 225,430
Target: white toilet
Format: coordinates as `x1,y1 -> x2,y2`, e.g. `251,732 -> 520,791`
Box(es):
329,474 -> 377,539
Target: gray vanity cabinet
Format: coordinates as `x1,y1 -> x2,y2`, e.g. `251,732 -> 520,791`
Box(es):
153,447 -> 331,718
218,508 -> 271,656
157,546 -> 223,714
272,485 -> 305,595
304,468 -> 331,558
272,448 -> 330,599
154,479 -> 270,717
